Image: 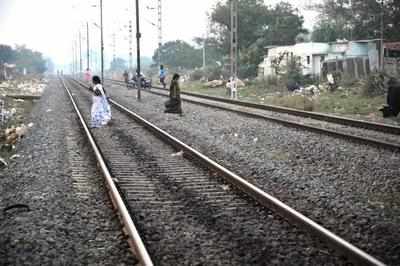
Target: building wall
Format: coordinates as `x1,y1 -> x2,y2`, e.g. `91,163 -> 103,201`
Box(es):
258,41 -> 379,79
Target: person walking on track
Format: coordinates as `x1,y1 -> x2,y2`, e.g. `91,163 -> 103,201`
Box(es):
90,75 -> 111,128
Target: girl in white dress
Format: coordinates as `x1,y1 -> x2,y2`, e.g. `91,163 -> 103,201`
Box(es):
91,76 -> 111,128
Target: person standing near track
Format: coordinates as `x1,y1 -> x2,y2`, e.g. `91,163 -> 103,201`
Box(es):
90,75 -> 111,128
123,70 -> 129,88
164,73 -> 182,114
159,64 -> 167,89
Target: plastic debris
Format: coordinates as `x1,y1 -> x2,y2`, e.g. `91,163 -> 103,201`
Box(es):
171,151 -> 184,157
221,185 -> 230,191
10,154 -> 21,160
0,157 -> 8,168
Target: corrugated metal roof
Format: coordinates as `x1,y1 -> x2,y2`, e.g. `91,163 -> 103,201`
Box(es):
385,42 -> 400,51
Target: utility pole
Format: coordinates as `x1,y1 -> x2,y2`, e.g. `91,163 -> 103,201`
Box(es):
203,16 -> 210,70
349,0 -> 353,41
230,0 -> 238,82
135,0 -> 141,100
157,0 -> 162,66
79,30 -> 83,75
74,39 -> 78,76
380,0 -> 385,71
86,22 -> 90,71
203,37 -> 206,70
112,32 -> 116,62
72,44 -> 75,75
129,20 -> 133,71
100,0 -> 104,83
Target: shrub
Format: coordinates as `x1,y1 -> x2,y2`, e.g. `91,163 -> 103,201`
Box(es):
340,72 -> 357,87
363,73 -> 386,97
190,69 -> 205,81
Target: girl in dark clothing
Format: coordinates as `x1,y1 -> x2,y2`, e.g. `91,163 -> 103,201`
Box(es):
165,73 -> 182,114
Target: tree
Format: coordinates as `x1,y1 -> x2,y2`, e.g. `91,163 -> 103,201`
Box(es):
312,0 -> 400,42
109,57 -> 127,71
312,21 -> 341,42
152,40 -> 202,69
0,45 -> 15,64
209,0 -> 306,77
13,45 -> 47,74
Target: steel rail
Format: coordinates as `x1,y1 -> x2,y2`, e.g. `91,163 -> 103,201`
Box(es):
106,79 -> 400,151
71,78 -> 385,266
61,77 -> 154,266
108,78 -> 400,135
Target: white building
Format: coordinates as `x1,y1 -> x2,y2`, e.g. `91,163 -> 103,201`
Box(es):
258,40 -> 381,79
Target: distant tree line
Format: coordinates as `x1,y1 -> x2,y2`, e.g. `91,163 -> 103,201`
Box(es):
152,0 -> 306,78
312,0 -> 400,42
0,44 -> 47,74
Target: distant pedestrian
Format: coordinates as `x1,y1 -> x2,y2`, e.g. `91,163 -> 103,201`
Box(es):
84,68 -> 92,83
164,73 -> 182,114
380,77 -> 400,118
159,65 -> 167,89
123,70 -> 129,87
227,77 -> 238,99
90,75 -> 111,128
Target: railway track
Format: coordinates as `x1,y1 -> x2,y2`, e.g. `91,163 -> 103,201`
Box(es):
107,78 -> 400,151
64,77 -> 385,265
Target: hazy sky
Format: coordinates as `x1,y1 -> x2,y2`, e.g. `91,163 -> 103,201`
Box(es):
0,0 -> 319,68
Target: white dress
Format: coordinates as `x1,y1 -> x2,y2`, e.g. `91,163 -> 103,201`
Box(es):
91,84 -> 111,128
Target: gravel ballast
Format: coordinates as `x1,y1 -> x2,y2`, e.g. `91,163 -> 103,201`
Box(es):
68,79 -> 347,265
106,82 -> 400,265
0,79 -> 136,265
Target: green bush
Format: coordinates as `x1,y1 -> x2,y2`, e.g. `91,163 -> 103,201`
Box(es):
340,72 -> 357,87
363,73 -> 386,97
190,69 -> 205,81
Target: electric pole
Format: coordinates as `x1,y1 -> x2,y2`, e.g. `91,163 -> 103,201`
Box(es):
230,0 -> 238,81
79,30 -> 83,75
86,22 -> 90,71
135,0 -> 141,100
157,0 -> 162,67
380,0 -> 385,71
129,20 -> 133,71
112,32 -> 116,62
100,0 -> 104,83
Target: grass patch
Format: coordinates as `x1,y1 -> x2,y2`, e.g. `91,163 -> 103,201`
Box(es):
181,81 -> 386,118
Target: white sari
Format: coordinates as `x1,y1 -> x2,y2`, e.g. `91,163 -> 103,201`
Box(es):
91,84 -> 111,128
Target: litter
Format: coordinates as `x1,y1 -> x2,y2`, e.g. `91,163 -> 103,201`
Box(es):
10,154 -> 21,160
171,151 -> 184,157
0,157 -> 8,168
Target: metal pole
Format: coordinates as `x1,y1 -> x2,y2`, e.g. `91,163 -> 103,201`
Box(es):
72,44 -> 74,75
129,20 -> 133,70
135,0 -> 141,100
230,0 -> 238,97
87,22 -> 90,71
79,30 -> 83,75
157,0 -> 162,66
203,38 -> 206,70
100,0 -> 104,83
75,38 -> 78,76
112,32 -> 116,62
380,0 -> 384,71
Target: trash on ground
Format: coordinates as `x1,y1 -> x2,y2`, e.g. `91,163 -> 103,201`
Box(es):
171,151 -> 184,157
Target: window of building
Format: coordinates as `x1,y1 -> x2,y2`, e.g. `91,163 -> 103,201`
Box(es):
307,56 -> 310,65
